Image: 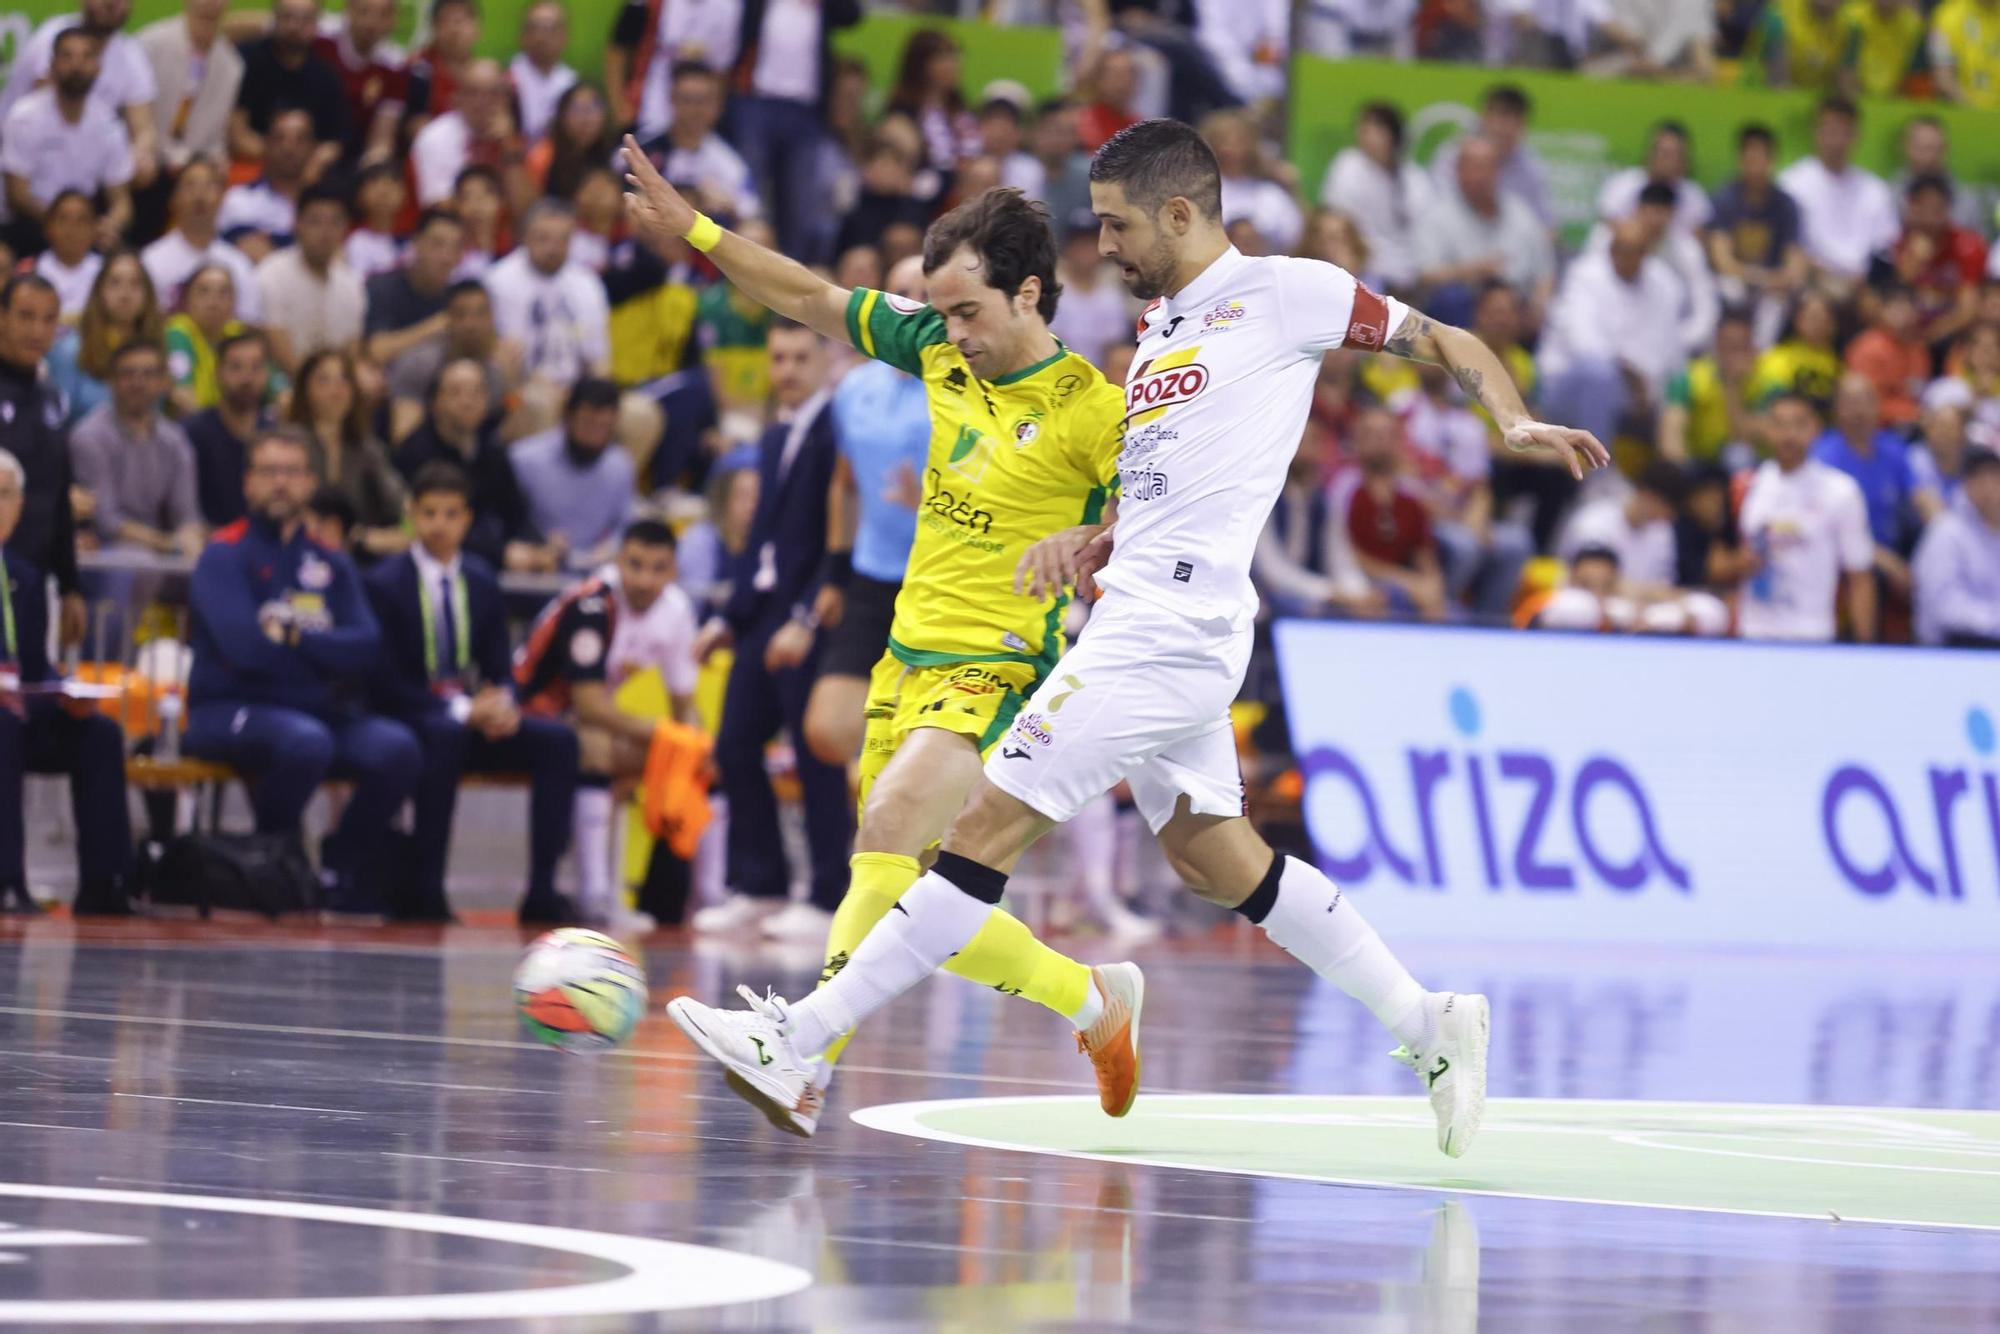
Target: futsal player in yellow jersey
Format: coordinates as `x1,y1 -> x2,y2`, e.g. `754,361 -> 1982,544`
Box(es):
622,139 -> 1144,1137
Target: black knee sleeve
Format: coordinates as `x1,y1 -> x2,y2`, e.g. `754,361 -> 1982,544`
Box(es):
1232,851 -> 1285,924
931,850 -> 1009,906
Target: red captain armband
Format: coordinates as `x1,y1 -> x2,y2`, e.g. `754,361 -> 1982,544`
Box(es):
1345,284 -> 1393,352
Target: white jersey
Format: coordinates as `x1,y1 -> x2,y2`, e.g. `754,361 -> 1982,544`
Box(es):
1737,458 -> 1874,642
600,566 -> 701,698
1098,247 -> 1408,628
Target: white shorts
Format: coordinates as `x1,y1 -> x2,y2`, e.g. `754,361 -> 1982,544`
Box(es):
984,591 -> 1251,833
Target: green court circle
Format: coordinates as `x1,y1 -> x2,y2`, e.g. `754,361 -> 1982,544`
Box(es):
852,1094 -> 2000,1232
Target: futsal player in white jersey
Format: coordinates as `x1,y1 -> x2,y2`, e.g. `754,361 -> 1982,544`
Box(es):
664,120 -> 1610,1158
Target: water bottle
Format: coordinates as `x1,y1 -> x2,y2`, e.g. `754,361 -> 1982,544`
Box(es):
156,691 -> 182,764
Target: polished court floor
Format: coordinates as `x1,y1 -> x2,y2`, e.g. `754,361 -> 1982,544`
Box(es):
0,917 -> 1995,1330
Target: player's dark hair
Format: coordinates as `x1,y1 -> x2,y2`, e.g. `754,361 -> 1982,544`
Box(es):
1637,181 -> 1677,210
1091,119 -> 1222,222
410,460 -> 474,504
566,376 -> 621,414
307,483 -> 358,530
921,187 -> 1063,321
1766,390 -> 1822,419
51,26 -> 98,60
1636,460 -> 1688,506
1358,101 -> 1404,151
1737,122 -> 1776,152
414,205 -> 465,237
0,272 -> 58,312
621,518 -> 677,550
297,181 -> 349,216
216,329 -> 270,364
1484,84 -> 1531,117
1907,172 -> 1954,203
107,338 -> 165,371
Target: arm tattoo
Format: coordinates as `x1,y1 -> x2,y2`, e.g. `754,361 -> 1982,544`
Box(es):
1382,312 -> 1434,359
1451,364 -> 1485,401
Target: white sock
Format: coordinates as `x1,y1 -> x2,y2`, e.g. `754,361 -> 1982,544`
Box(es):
784,869 -> 995,1058
1069,979 -> 1104,1031
573,786 -> 615,919
1257,857 -> 1430,1049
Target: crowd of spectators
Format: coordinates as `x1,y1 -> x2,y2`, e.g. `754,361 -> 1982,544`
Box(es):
1,0 -> 1997,921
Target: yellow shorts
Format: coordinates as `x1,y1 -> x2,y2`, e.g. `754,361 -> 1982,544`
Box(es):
856,651 -> 1043,814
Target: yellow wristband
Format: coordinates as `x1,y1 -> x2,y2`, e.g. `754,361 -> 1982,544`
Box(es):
685,212 -> 723,253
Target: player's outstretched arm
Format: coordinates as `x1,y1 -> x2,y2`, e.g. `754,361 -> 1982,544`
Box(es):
621,136 -> 854,347
1382,309 -> 1612,481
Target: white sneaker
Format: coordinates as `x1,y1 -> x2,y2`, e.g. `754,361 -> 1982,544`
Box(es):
729,1056 -> 832,1138
668,985 -> 815,1123
690,894 -> 781,933
1392,992 -> 1490,1159
760,901 -> 834,943
596,903 -> 657,936
1099,905 -> 1163,943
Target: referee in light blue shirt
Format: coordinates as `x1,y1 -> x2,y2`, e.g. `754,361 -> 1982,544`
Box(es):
803,257 -> 933,767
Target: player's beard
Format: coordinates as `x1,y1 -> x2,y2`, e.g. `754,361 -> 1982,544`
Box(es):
1120,237 -> 1179,302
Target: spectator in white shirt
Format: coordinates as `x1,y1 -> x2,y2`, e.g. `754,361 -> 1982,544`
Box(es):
1538,218 -> 1686,449
975,87 -> 1044,202
639,62 -> 759,224
509,0 -> 577,144
1738,391 -> 1878,641
1913,448 -> 2000,647
1202,109 -> 1303,254
1430,85 -> 1555,229
1048,225 -> 1129,368
0,29 -> 134,249
1499,0 -> 1607,68
1298,0 -> 1419,58
1587,0 -> 1716,80
140,157 -> 259,321
1,0 -> 160,191
31,192 -> 104,320
410,59 -> 525,208
1597,121 -> 1711,236
1778,96 -> 1899,295
1417,135 -> 1556,327
1318,101 -> 1434,292
1592,179 -> 1718,359
1558,461 -> 1684,590
1193,0 -> 1290,107
136,0 -> 243,173
255,182 -> 367,373
218,107 -> 318,264
483,199 -> 610,396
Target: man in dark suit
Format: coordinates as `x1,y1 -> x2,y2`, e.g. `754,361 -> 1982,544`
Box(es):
0,275 -> 85,649
691,321 -> 852,936
0,447 -> 132,915
364,462 -> 579,924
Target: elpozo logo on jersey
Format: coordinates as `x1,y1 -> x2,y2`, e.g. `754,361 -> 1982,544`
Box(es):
1125,348 -> 1208,424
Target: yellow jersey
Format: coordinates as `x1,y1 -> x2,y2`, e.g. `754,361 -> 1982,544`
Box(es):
843,287 -> 1124,673
1932,0 -> 2000,107
1842,0 -> 1926,96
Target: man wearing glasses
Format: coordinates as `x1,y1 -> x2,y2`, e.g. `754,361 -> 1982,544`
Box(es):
183,426 -> 419,912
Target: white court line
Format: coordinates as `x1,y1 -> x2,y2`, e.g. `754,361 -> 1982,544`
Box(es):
111,1093 -> 367,1117
381,1152 -> 613,1175
0,1122 -> 101,1134
1611,1133 -> 2000,1178
850,1095 -> 2000,1236
370,1077 -> 563,1097
0,1181 -> 809,1323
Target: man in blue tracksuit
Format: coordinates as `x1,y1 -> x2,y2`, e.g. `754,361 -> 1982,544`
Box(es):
183,426 -> 419,907
0,447 -> 132,914
365,461 -> 579,925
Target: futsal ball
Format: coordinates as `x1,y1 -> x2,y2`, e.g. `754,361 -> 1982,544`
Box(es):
514,929 -> 648,1052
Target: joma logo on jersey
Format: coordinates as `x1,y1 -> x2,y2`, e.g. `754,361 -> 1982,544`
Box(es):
1125,362 -> 1208,414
